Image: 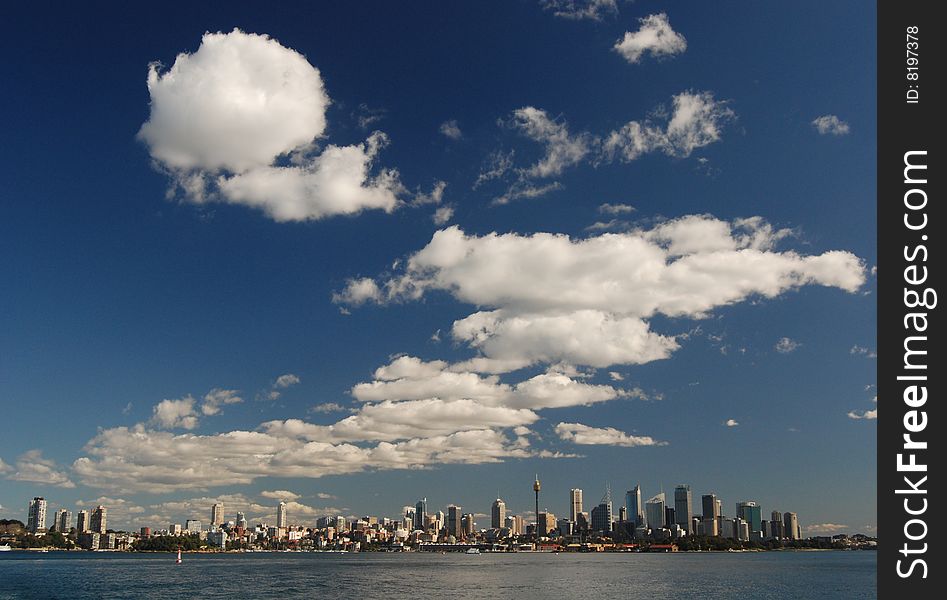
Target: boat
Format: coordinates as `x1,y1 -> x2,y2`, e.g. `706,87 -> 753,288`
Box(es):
0,544 -> 13,552
176,548 -> 183,564
465,548 -> 480,554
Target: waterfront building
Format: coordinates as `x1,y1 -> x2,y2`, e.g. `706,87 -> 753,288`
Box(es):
77,532 -> 100,550
54,508 -> 71,533
277,501 -> 288,529
170,523 -> 183,535
557,518 -> 573,536
674,485 -> 693,533
736,501 -> 762,536
90,505 -> 107,534
665,507 -> 675,530
783,512 -> 800,540
76,510 -> 90,533
625,485 -> 643,526
236,511 -> 248,529
414,498 -> 427,531
645,493 -> 666,529
576,511 -> 590,532
211,503 -> 224,528
537,511 -> 556,537
590,503 -> 612,534
618,506 -> 628,522
491,498 -> 506,529
702,494 -> 720,521
569,488 -> 583,522
140,527 -> 151,538
185,519 -> 202,533
27,497 -> 47,533
447,504 -> 463,538
461,513 -> 475,536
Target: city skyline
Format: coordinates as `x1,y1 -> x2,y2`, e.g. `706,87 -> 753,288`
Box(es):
1,1 -> 875,538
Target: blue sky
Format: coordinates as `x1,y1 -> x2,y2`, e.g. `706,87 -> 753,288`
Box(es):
1,1 -> 876,534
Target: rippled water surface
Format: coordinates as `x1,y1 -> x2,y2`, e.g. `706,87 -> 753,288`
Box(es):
0,550 -> 876,599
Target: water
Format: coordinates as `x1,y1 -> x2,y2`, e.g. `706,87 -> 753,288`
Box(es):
0,550 -> 876,599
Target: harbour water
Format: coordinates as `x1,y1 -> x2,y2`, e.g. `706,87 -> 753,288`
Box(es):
0,550 -> 876,599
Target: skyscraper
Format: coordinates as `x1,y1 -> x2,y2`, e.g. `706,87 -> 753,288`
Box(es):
90,505 -> 107,534
770,510 -> 784,538
645,493 -> 666,529
276,501 -> 288,528
625,485 -> 643,526
236,511 -> 248,529
55,509 -> 71,534
701,493 -> 721,536
736,501 -> 762,536
447,504 -> 462,538
414,498 -> 427,531
76,510 -> 90,533
590,485 -> 613,533
569,488 -> 583,523
491,498 -> 506,529
27,498 -> 47,533
783,512 -> 800,540
185,519 -> 202,533
674,485 -> 693,533
211,503 -> 224,528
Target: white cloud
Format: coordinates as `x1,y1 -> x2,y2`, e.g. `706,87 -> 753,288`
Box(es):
725,419 -> 739,427
310,402 -> 348,414
509,107 -> 595,178
138,29 -> 405,222
439,120 -> 463,140
598,203 -> 636,215
474,150 -> 515,189
433,205 -> 455,226
812,115 -> 850,136
260,490 -> 300,501
339,218 -> 865,371
541,0 -> 618,21
275,374 -> 301,389
608,371 -> 624,381
6,450 -> 76,488
493,181 -> 563,206
555,423 -> 665,447
807,523 -> 849,534
847,409 -> 877,420
613,13 -> 687,64
73,425 -> 535,493
201,388 -> 243,416
774,337 -> 801,354
850,345 -> 877,359
151,396 -> 200,430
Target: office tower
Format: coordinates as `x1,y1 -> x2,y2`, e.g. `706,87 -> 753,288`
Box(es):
665,506 -> 676,530
27,497 -> 47,533
211,503 -> 224,527
533,475 -> 541,536
76,510 -> 90,533
783,512 -> 800,540
90,505 -> 107,534
558,518 -> 573,536
770,511 -> 784,538
625,485 -> 643,526
236,511 -> 248,529
461,513 -> 475,536
537,511 -> 556,536
55,509 -> 71,533
447,504 -> 463,538
590,485 -> 613,533
716,499 -> 722,518
702,494 -> 720,520
170,523 -> 183,535
618,506 -> 628,522
491,498 -> 506,529
277,501 -> 288,528
645,493 -> 666,529
414,498 -> 427,531
569,488 -> 583,522
186,519 -> 202,533
736,501 -> 762,536
505,514 -> 524,536
576,511 -> 591,532
674,485 -> 693,533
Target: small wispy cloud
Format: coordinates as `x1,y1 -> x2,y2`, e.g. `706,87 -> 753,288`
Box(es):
812,115 -> 850,136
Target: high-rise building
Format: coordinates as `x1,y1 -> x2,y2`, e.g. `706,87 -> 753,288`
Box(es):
236,511 -> 248,529
447,504 -> 463,538
674,485 -> 693,534
505,514 -> 524,536
90,505 -> 107,534
537,511 -> 556,537
414,498 -> 427,531
76,510 -> 90,533
277,501 -> 288,528
54,509 -> 71,534
211,503 -> 224,528
783,512 -> 800,540
625,485 -> 643,526
590,485 -> 613,534
770,511 -> 784,538
645,493 -> 666,529
702,494 -> 720,520
185,519 -> 202,533
569,488 -> 583,522
27,497 -> 47,533
491,498 -> 506,529
736,501 -> 762,535
618,506 -> 628,522
170,523 -> 183,535
665,506 -> 676,530
461,513 -> 475,536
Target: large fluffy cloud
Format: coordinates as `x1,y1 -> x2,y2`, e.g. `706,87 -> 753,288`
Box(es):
6,450 -> 75,488
138,29 -> 403,221
555,422 -> 665,447
337,216 -> 865,372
